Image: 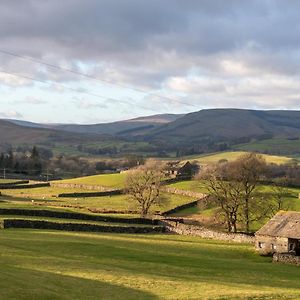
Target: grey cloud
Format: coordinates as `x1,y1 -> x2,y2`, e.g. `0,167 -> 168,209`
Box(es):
1,1 -> 300,110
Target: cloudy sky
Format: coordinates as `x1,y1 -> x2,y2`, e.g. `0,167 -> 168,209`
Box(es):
1,0 -> 300,123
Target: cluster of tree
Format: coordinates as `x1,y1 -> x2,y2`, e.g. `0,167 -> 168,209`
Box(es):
77,145 -> 118,155
199,153 -> 291,233
0,147 -> 44,175
266,162 -> 300,187
125,160 -> 167,217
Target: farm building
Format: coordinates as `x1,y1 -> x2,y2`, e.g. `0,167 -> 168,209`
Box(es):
165,161 -> 199,178
255,211 -> 300,256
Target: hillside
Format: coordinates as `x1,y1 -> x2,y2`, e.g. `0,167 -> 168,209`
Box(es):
179,151 -> 293,165
147,109 -> 300,146
54,113 -> 184,136
0,119 -> 112,149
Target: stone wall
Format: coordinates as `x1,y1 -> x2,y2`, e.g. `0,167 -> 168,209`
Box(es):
0,182 -> 50,189
162,186 -> 206,199
162,220 -> 255,244
1,219 -> 165,234
58,189 -> 122,198
273,253 -> 300,266
0,208 -> 159,225
50,182 -> 115,191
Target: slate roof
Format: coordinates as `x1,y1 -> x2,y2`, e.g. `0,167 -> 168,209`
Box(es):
255,211 -> 300,239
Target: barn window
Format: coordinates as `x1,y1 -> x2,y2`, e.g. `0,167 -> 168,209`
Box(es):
258,242 -> 265,249
271,243 -> 276,250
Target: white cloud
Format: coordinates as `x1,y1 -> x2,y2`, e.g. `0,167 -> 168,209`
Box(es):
0,110 -> 24,119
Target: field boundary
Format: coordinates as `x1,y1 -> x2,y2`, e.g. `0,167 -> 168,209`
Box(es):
58,189 -> 123,198
0,183 -> 50,189
0,219 -> 165,233
162,220 -> 255,243
162,196 -> 208,216
51,182 -> 116,191
0,208 -> 159,225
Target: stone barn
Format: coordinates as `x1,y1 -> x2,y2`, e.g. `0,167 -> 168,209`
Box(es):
255,211 -> 300,256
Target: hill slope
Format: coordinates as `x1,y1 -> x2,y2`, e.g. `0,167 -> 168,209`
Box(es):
147,109 -> 300,146
54,113 -> 184,136
0,120 -> 111,148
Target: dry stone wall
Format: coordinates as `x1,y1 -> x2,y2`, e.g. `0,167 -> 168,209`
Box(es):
162,186 -> 206,199
163,220 -> 255,244
51,182 -> 115,191
273,253 -> 300,266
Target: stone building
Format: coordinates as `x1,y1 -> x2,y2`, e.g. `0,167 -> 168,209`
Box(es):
255,211 -> 300,256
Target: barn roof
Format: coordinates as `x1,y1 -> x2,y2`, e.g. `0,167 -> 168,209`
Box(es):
255,211 -> 300,239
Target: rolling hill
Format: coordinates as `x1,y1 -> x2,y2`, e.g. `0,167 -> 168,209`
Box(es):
53,113 -> 184,136
147,109 -> 300,146
0,119 -> 113,149
4,109 -> 300,156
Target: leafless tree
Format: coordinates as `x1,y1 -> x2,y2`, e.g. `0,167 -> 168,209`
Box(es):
199,153 -> 268,232
125,160 -> 166,217
200,163 -> 243,233
271,178 -> 293,213
230,153 -> 267,232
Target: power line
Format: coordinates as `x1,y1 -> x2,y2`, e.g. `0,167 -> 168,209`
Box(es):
0,69 -> 160,113
0,49 -> 198,108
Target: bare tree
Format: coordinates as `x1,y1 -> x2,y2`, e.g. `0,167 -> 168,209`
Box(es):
271,178 -> 293,213
125,160 -> 166,217
199,153 -> 268,233
200,163 -> 243,232
230,153 -> 267,232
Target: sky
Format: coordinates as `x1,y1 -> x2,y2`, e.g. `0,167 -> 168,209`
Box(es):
1,0 -> 300,124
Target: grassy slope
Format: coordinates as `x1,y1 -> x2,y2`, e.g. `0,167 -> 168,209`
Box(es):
0,230 -> 299,300
234,138 -> 300,156
180,151 -> 292,165
55,173 -> 127,188
167,180 -> 300,224
0,187 -> 194,213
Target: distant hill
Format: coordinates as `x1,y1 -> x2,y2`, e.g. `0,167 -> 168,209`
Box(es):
4,113 -> 184,137
4,109 -> 300,156
0,119 -> 112,148
53,113 -> 184,136
147,109 -> 300,146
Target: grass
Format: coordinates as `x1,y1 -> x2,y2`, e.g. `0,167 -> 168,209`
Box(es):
0,179 -> 21,184
0,230 -> 299,299
0,187 -> 194,214
166,180 -> 300,229
179,151 -> 292,165
55,173 -> 127,188
234,137 -> 300,156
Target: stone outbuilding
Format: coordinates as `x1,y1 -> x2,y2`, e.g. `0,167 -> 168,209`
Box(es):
255,211 -> 300,256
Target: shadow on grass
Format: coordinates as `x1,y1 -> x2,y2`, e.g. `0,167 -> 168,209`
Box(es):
0,264 -> 158,300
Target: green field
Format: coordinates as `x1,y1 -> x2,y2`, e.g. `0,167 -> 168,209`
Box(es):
167,180 -> 300,228
0,230 -> 299,300
0,179 -> 21,184
0,186 -> 194,214
234,138 -> 300,156
179,151 -> 293,165
55,173 -> 127,188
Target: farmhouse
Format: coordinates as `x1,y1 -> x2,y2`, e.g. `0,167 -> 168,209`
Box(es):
165,161 -> 199,178
255,211 -> 300,256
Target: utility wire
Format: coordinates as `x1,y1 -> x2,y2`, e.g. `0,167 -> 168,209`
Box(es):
0,49 -> 198,108
0,69 -> 160,113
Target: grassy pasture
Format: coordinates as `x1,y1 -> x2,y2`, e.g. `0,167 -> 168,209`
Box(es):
0,230 -> 299,300
179,151 -> 292,165
55,173 -> 126,188
234,137 -> 300,156
0,186 -> 195,214
0,179 -> 21,184
167,180 -> 300,228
